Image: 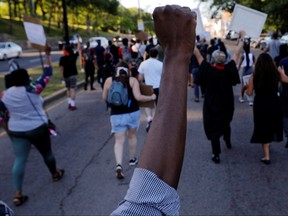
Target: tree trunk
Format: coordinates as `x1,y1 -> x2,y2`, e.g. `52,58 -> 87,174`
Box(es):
8,0 -> 14,35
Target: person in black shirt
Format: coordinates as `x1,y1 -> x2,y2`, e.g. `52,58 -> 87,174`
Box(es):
82,41 -> 96,90
59,38 -> 81,111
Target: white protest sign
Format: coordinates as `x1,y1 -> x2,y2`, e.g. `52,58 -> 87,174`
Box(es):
229,4 -> 267,39
23,17 -> 46,51
192,8 -> 206,36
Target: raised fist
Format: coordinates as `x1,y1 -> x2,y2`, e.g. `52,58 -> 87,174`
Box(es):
153,5 -> 197,54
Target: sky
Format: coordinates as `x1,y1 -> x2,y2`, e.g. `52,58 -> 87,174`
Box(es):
119,0 -> 201,13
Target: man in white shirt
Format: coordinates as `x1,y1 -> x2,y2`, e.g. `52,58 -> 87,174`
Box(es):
138,48 -> 163,132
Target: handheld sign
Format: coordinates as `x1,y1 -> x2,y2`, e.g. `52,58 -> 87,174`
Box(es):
192,8 -> 205,36
229,4 -> 267,39
23,17 -> 46,51
139,84 -> 155,108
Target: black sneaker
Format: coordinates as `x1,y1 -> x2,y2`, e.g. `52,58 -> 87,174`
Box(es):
146,121 -> 152,133
211,155 -> 220,164
129,157 -> 138,166
116,164 -> 124,179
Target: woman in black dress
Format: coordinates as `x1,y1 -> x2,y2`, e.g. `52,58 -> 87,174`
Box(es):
247,53 -> 284,164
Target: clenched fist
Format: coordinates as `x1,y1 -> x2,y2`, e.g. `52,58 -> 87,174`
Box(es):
153,5 -> 197,55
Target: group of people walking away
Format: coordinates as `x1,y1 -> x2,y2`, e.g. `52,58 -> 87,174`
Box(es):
193,30 -> 288,165
2,10 -> 288,212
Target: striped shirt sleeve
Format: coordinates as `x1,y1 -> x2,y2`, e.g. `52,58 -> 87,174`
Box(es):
111,168 -> 180,216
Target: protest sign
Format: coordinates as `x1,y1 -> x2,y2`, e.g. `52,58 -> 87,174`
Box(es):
23,17 -> 46,51
192,8 -> 205,36
139,84 -> 155,108
229,4 -> 267,39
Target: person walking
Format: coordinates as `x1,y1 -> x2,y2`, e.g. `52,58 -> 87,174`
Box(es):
264,32 -> 281,60
278,60 -> 288,147
246,53 -> 287,164
102,62 -> 156,179
118,38 -> 132,64
82,41 -> 96,91
94,40 -> 105,69
138,48 -> 163,132
59,38 -> 81,111
143,37 -> 155,60
238,38 -> 255,106
0,45 -> 64,207
193,32 -> 244,164
97,52 -> 115,89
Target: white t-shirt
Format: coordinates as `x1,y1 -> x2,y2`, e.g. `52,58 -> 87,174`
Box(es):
138,58 -> 163,89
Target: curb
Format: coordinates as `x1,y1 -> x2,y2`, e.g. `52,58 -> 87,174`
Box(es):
0,80 -> 86,135
43,80 -> 85,107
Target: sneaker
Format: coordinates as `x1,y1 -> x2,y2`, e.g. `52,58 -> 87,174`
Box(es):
116,164 -> 124,179
239,96 -> 244,103
69,106 -> 77,111
211,155 -> 220,164
146,120 -> 152,133
249,102 -> 253,106
129,157 -> 138,166
194,98 -> 200,103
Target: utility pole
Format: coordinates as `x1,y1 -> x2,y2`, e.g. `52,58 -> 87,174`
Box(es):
138,0 -> 141,19
62,0 -> 69,45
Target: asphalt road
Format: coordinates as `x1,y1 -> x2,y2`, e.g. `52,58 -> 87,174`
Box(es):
1,41 -> 286,215
1,81 -> 288,215
0,50 -> 63,73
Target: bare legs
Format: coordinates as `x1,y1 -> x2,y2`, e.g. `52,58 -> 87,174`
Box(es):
262,143 -> 270,160
261,143 -> 271,165
114,129 -> 138,165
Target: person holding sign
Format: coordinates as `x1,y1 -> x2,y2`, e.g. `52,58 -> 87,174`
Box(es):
193,32 -> 244,164
111,5 -> 196,215
0,45 -> 64,207
102,62 -> 156,179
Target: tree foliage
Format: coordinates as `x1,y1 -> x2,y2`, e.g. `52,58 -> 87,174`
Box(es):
200,0 -> 288,33
0,0 -> 154,37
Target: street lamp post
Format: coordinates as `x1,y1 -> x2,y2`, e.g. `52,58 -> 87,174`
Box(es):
138,0 -> 141,18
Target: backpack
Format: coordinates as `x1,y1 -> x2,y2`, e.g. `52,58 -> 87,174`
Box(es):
121,46 -> 131,62
108,78 -> 129,106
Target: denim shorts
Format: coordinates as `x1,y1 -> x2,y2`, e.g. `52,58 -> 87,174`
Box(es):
65,75 -> 77,89
110,110 -> 141,133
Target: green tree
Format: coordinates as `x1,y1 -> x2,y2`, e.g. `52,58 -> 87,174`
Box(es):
200,0 -> 288,32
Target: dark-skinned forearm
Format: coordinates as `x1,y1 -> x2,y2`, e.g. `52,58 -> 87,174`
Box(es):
138,53 -> 191,189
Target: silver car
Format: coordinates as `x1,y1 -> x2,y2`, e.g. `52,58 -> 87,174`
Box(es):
0,42 -> 22,60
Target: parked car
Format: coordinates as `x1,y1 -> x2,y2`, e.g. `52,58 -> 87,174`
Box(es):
58,33 -> 82,50
113,35 -> 122,43
0,42 -> 22,60
88,37 -> 109,48
280,32 -> 288,44
225,30 -> 239,40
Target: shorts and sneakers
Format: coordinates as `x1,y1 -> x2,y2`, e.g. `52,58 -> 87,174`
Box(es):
111,110 -> 140,179
65,75 -> 77,111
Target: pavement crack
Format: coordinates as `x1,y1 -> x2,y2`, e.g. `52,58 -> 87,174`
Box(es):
59,133 -> 114,215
